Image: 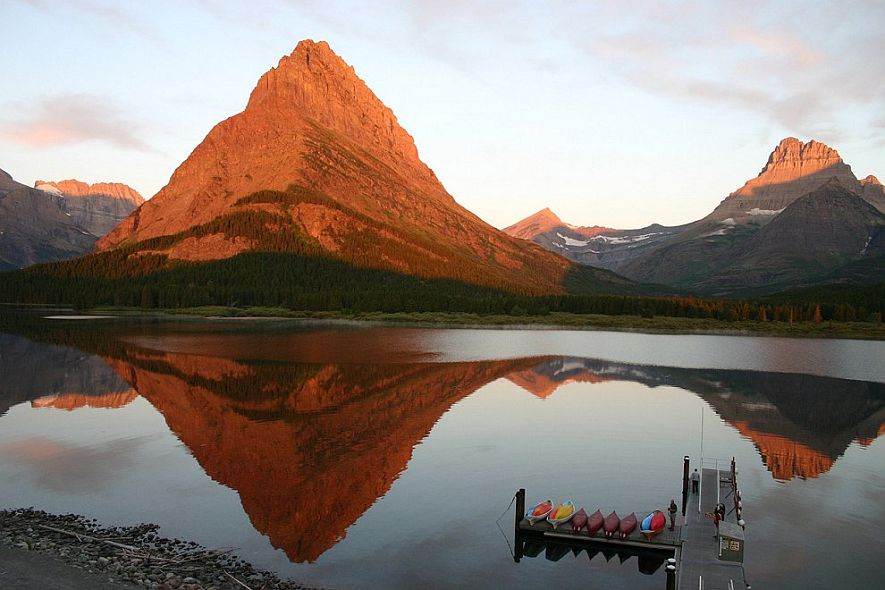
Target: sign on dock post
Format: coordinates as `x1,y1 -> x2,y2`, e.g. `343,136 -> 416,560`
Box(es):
717,521 -> 744,563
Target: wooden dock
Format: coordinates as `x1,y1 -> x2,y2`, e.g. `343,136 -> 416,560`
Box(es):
677,462 -> 749,590
512,457 -> 750,589
518,517 -> 681,553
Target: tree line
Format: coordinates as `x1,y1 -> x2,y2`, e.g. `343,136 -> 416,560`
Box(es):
1,251 -> 881,322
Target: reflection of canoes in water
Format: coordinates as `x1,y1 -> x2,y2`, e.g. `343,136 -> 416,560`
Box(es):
602,548 -> 617,562
603,511 -> 620,538
585,547 -> 600,563
571,508 -> 588,532
522,540 -> 545,558
545,543 -> 571,562
525,499 -> 554,525
619,512 -> 637,539
587,509 -> 604,535
617,550 -> 633,564
640,510 -> 667,539
547,501 -> 576,529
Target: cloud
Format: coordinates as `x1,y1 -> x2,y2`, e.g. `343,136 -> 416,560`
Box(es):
16,0 -> 156,40
0,434 -> 160,493
1,94 -> 150,150
562,1 -> 885,139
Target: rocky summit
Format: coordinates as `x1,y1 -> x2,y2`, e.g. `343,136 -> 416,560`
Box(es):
96,40 -> 626,296
35,179 -> 143,237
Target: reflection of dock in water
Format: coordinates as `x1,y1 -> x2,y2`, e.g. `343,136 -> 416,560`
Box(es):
519,535 -> 672,577
513,458 -> 750,590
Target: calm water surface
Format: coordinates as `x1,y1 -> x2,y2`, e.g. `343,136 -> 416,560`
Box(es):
0,315 -> 883,589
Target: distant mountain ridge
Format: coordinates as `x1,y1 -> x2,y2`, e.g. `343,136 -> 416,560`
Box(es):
35,178 -> 143,237
505,138 -> 885,294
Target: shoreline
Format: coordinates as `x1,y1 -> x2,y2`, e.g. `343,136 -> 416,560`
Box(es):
0,509 -> 309,590
60,306 -> 885,341
3,303 -> 884,340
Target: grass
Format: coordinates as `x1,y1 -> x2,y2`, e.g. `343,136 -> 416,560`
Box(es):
79,306 -> 885,340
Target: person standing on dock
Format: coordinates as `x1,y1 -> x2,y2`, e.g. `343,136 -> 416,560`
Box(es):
691,469 -> 700,494
668,499 -> 678,531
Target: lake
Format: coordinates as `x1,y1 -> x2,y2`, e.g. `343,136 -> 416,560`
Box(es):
1,314 -> 883,589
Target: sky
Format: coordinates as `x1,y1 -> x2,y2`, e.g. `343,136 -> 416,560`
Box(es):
1,0 -> 883,229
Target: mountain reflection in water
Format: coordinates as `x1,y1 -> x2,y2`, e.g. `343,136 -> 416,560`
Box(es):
0,327 -> 883,565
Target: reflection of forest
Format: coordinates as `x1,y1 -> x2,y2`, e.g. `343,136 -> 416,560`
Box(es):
2,323 -> 883,564
508,358 -> 885,481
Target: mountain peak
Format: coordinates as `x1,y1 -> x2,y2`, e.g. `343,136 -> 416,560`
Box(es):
861,174 -> 882,186
503,208 -> 565,239
761,137 -> 843,174
246,39 -> 419,163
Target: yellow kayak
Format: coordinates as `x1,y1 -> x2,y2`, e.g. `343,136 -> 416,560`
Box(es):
547,501 -> 576,529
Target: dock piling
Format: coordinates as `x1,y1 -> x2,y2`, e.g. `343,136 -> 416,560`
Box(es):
666,557 -> 677,590
514,489 -> 525,562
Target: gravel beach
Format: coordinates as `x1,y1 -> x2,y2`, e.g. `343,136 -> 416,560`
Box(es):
0,509 -> 313,590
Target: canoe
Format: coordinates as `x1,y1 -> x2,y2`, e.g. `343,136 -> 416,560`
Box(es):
619,512 -> 637,539
640,510 -> 667,539
603,511 -> 620,538
587,509 -> 604,535
525,499 -> 554,525
547,501 -> 576,529
571,508 -> 588,532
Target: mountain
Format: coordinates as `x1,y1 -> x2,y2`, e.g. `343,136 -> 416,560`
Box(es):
0,170 -> 142,271
91,39 -> 628,297
694,179 -> 885,292
506,138 -> 885,294
35,179 -> 143,236
0,168 -> 97,271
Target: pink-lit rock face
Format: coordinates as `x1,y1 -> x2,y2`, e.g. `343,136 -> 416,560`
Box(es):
503,207 -> 613,242
35,179 -> 144,206
96,40 -> 579,296
34,179 -> 144,237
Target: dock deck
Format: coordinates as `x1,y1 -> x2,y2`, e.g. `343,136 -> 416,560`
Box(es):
677,467 -> 748,590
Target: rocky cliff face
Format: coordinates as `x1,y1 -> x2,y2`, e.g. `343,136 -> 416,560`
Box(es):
711,138 -> 864,220
95,40 -> 621,296
0,168 -> 97,271
35,179 -> 143,237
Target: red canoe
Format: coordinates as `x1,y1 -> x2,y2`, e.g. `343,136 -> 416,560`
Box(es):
587,509 -> 604,535
640,510 -> 667,539
619,512 -> 637,539
603,511 -> 620,538
571,508 -> 588,532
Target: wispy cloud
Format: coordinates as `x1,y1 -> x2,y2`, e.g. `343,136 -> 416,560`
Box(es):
569,1 -> 885,140
1,94 -> 150,150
